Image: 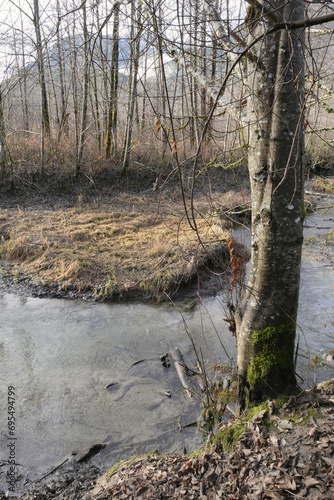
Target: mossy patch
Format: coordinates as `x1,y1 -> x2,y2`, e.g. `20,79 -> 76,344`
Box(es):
106,459 -> 127,478
212,422 -> 246,452
294,407 -> 319,424
211,402 -> 271,452
244,401 -> 269,421
246,324 -> 296,394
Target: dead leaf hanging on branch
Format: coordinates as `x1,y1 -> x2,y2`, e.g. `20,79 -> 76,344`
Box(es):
155,115 -> 162,134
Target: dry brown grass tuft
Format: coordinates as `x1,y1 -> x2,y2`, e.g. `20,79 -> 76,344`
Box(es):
312,176 -> 334,193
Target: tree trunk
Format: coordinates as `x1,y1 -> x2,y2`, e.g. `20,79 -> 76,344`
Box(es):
68,17 -> 80,157
200,9 -> 207,137
76,0 -> 90,176
56,0 -> 69,143
122,0 -> 142,173
105,2 -> 120,158
33,0 -> 50,139
236,0 -> 305,411
0,86 -> 13,188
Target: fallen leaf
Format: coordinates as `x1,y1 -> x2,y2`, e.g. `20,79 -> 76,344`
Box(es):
155,116 -> 162,133
322,456 -> 334,467
286,478 -> 297,490
269,435 -> 280,447
309,427 -> 318,438
277,420 -> 294,431
242,448 -> 252,456
304,477 -> 320,487
251,409 -> 267,423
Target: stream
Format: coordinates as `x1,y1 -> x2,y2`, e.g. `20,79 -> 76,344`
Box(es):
0,193 -> 333,496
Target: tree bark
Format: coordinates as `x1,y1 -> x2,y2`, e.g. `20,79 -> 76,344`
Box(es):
33,0 -> 50,137
122,0 -> 142,173
105,2 -> 120,158
0,86 -> 13,188
76,0 -> 90,176
236,0 -> 305,411
56,0 -> 69,143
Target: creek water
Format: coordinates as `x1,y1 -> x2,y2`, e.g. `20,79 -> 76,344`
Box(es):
0,193 -> 333,495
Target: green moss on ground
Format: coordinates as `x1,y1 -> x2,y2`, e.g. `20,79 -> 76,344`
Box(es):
212,423 -> 246,452
212,401 -> 272,452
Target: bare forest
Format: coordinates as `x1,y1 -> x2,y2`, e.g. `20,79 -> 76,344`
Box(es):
0,0 -> 332,186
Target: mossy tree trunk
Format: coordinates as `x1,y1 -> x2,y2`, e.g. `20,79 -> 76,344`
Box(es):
236,0 -> 305,411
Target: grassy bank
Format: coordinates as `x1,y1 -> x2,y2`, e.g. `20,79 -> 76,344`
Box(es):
0,187 -> 250,301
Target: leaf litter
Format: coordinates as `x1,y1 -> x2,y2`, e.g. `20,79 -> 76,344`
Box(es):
87,380 -> 334,500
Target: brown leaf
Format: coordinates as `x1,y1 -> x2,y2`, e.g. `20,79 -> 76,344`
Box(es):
251,409 -> 267,423
277,420 -> 294,431
242,448 -> 252,456
269,435 -> 280,447
310,415 -> 318,427
155,116 -> 162,133
286,478 -> 297,490
170,139 -> 177,153
309,427 -> 318,439
322,456 -> 334,467
304,477 -> 320,487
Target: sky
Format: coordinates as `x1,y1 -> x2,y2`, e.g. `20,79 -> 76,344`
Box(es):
0,0 -> 246,81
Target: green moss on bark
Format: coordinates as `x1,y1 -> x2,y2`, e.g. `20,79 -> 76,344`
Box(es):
246,323 -> 296,394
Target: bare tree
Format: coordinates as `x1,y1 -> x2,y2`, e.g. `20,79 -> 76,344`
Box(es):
121,0 -> 142,173
76,0 -> 90,175
0,85 -> 13,187
234,0 -> 305,409
55,0 -> 69,143
150,0 -> 334,411
33,0 -> 51,171
105,1 -> 120,158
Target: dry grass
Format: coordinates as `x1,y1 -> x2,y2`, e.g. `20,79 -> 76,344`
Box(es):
312,176 -> 334,193
0,190 -> 248,300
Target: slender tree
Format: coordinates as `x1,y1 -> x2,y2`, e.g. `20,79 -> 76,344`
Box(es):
105,1 -> 120,158
33,0 -> 51,137
56,0 -> 69,143
122,0 -> 142,173
0,85 -> 13,188
76,0 -> 90,175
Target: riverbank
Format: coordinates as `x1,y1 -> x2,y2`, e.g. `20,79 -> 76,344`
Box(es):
13,379 -> 334,499
1,168 -> 331,303
0,175 -> 250,302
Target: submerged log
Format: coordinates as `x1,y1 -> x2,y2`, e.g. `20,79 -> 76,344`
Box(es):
72,443 -> 105,463
170,348 -> 193,398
